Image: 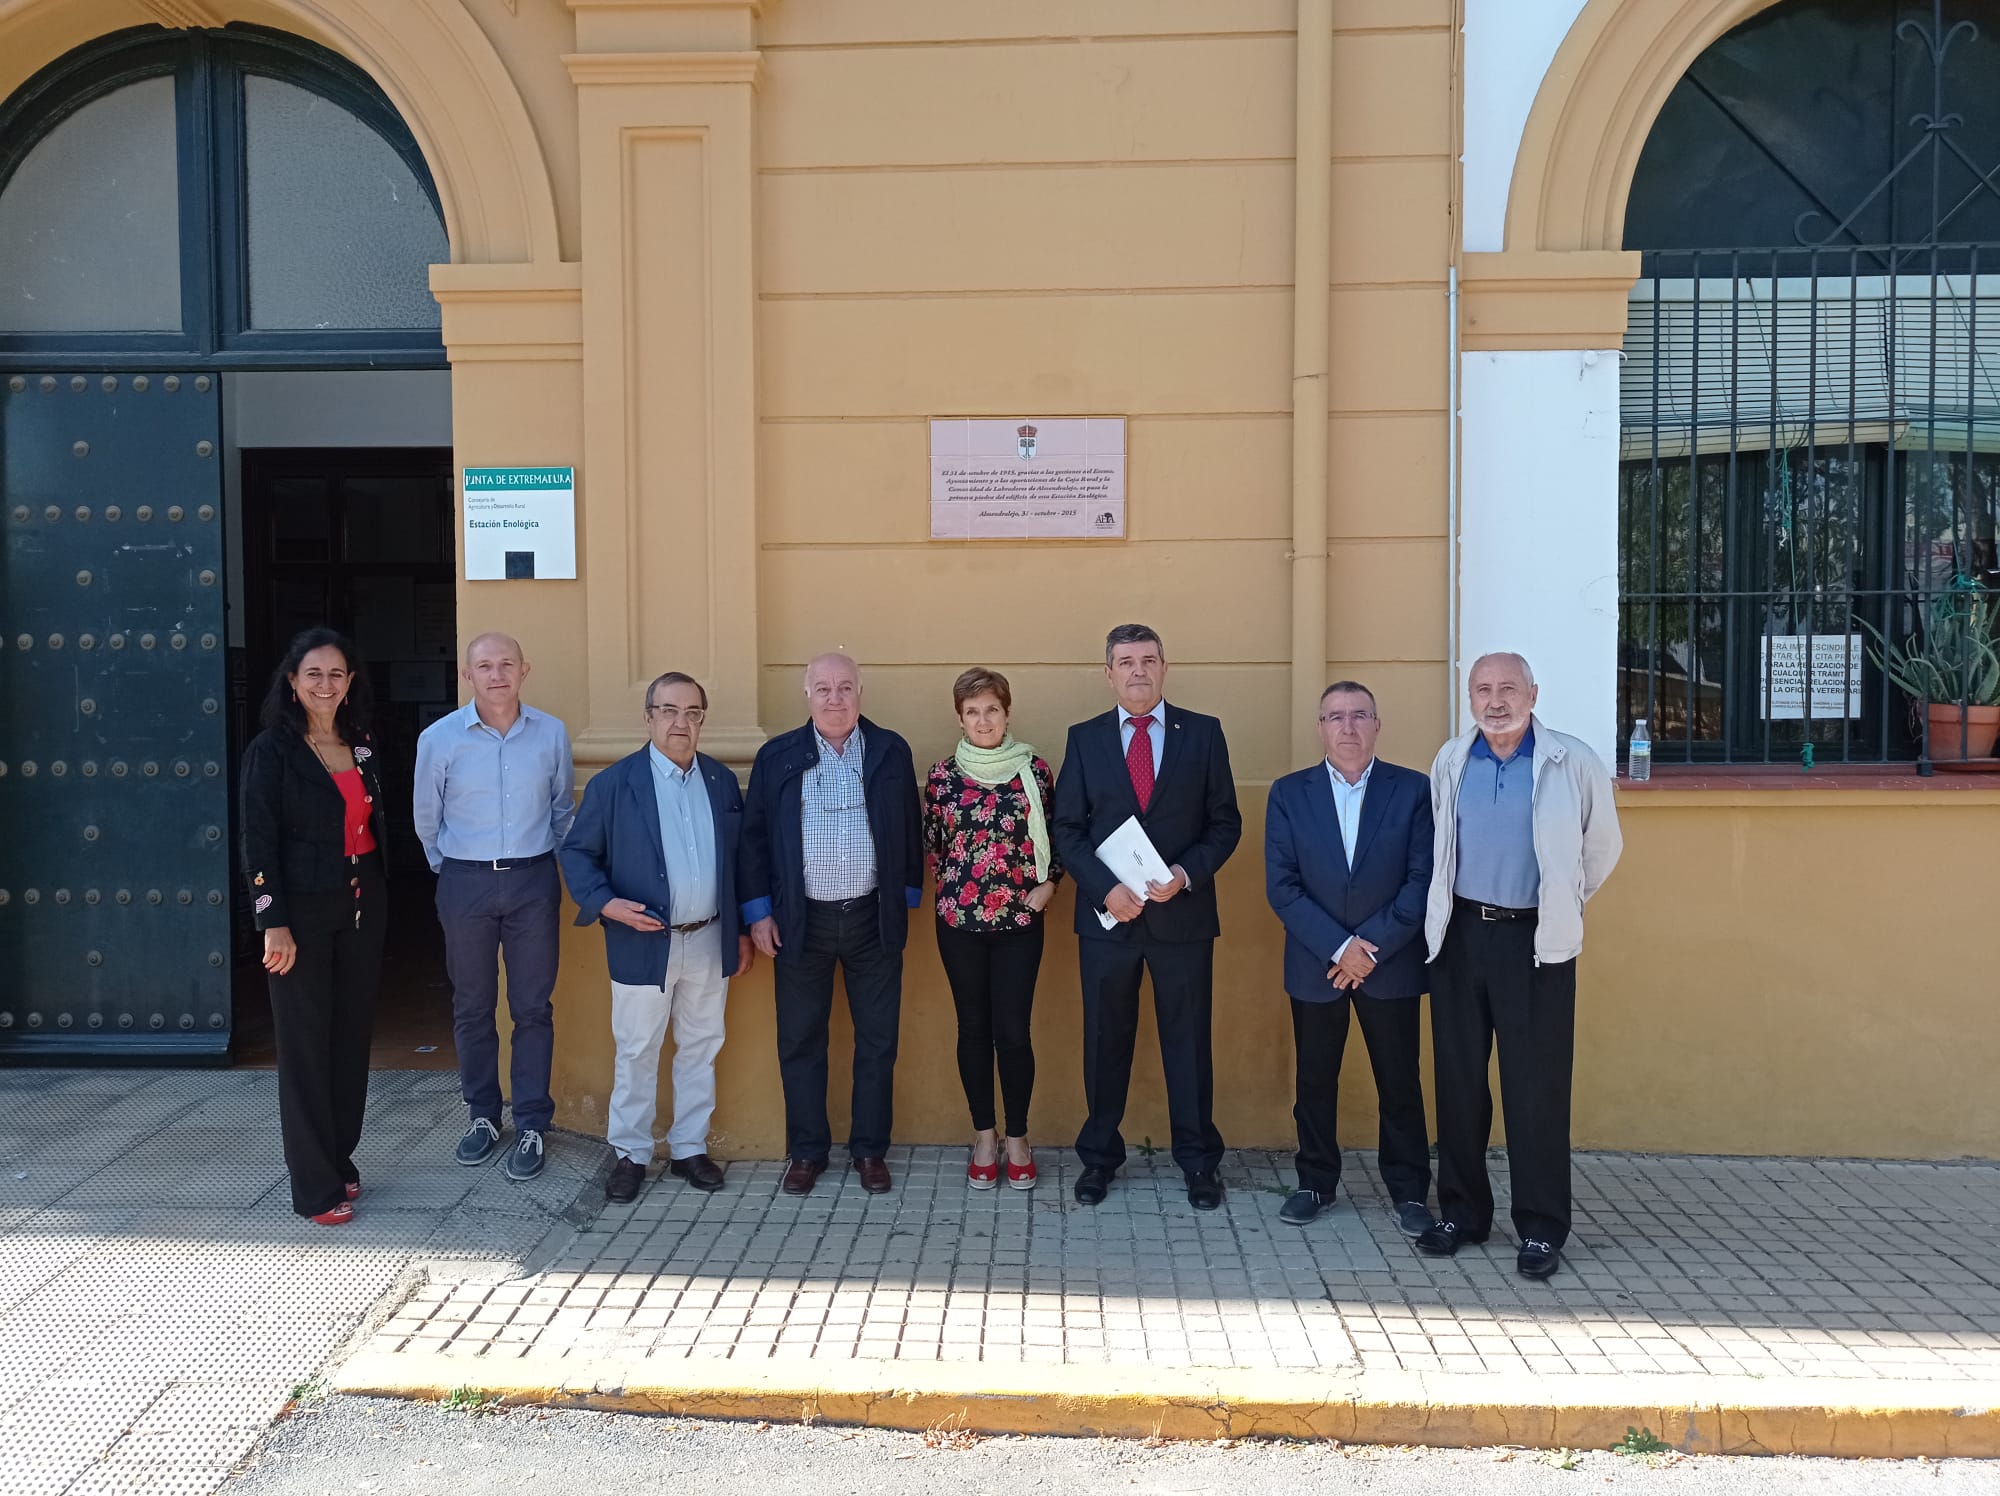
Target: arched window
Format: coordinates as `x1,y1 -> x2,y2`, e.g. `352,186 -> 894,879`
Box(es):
1620,0 -> 2000,765
0,26 -> 447,364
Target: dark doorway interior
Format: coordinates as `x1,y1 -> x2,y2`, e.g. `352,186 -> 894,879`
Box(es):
231,447 -> 459,1071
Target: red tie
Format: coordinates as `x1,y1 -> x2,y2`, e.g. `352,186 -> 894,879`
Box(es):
1126,714 -> 1156,813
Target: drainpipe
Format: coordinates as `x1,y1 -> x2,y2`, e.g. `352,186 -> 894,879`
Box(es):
1448,262 -> 1461,734
1290,0 -> 1335,765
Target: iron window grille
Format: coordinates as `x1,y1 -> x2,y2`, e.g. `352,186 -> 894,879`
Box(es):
1620,1 -> 2000,768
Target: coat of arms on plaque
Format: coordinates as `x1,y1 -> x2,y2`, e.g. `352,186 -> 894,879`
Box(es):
1016,423 -> 1037,459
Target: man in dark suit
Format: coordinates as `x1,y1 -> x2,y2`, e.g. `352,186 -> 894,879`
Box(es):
1265,680 -> 1435,1234
559,671 -> 752,1204
1052,623 -> 1242,1210
740,652 -> 923,1197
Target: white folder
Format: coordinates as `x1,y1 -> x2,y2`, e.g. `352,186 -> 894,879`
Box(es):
1092,815 -> 1174,930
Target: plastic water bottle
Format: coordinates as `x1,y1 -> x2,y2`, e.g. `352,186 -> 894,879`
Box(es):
1627,718 -> 1652,782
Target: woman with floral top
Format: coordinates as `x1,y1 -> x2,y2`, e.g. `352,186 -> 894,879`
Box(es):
923,668 -> 1062,1190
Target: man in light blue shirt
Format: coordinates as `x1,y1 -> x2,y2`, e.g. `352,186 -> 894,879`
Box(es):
414,632 -> 575,1182
559,671 -> 750,1204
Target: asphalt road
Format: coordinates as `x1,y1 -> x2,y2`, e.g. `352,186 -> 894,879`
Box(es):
223,1396 -> 2000,1496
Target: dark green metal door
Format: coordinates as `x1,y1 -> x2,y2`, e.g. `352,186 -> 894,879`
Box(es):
0,371 -> 230,1056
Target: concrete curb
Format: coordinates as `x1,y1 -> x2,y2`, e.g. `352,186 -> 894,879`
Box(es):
331,1352 -> 2000,1458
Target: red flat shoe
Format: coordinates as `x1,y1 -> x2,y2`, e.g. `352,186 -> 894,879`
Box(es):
311,1201 -> 354,1226
967,1154 -> 999,1191
1005,1155 -> 1038,1191
345,1182 -> 361,1201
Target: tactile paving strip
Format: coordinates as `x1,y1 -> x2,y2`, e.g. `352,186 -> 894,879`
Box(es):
0,1068 -> 598,1496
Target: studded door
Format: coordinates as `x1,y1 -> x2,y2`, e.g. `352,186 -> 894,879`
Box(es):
0,371 -> 229,1056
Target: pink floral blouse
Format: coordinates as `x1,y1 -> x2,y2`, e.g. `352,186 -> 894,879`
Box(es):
923,756 -> 1063,930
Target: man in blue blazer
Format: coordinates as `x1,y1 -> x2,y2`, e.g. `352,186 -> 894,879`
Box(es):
1265,680 -> 1435,1232
739,652 -> 923,1197
1052,624 -> 1242,1211
560,672 -> 752,1205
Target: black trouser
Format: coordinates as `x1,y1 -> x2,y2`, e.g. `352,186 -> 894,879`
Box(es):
437,857 -> 561,1134
267,854 -> 385,1217
935,917 -> 1044,1136
1075,933 -> 1224,1176
1290,991 -> 1431,1205
1430,905 -> 1578,1247
774,894 -> 903,1162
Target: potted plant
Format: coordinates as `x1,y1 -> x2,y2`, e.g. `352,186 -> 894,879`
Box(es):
1862,582 -> 2000,759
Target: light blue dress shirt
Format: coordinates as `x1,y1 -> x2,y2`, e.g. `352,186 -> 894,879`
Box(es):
1117,701 -> 1165,776
649,745 -> 718,925
413,701 -> 576,872
1454,725 -> 1540,907
1322,756 -> 1375,963
801,725 -> 876,900
1323,756 -> 1374,866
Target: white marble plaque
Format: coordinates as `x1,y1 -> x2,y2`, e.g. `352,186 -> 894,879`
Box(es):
929,417 -> 1126,539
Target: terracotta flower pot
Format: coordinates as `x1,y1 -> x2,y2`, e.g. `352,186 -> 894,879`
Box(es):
1926,702 -> 2000,759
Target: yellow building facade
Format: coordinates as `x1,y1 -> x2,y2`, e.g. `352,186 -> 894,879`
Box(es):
0,0 -> 1994,1161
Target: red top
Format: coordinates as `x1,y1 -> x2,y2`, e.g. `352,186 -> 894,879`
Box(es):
333,768 -> 377,857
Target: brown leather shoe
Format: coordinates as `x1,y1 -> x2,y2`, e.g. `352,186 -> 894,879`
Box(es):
668,1153 -> 725,1192
781,1157 -> 826,1196
853,1156 -> 893,1194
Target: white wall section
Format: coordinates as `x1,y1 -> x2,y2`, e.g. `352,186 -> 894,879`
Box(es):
1462,0 -> 1590,253
1457,348 -> 1622,763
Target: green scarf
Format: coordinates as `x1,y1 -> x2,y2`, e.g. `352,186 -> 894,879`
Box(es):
953,734 -> 1051,883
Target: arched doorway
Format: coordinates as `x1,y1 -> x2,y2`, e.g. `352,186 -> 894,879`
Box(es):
1618,0 -> 2000,767
0,25 -> 457,1059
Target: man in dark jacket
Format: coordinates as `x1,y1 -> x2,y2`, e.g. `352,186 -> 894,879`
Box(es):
739,652 -> 922,1196
1051,623 -> 1242,1211
560,672 -> 750,1204
1265,680 -> 1434,1233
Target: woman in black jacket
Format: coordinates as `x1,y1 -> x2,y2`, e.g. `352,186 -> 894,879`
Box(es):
240,628 -> 389,1225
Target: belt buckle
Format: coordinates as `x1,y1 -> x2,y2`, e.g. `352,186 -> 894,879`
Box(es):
1480,903 -> 1500,922
491,858 -> 512,872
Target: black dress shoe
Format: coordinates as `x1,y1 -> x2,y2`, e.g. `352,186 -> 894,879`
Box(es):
1074,1165 -> 1114,1205
1185,1170 -> 1224,1211
1414,1220 -> 1488,1256
1517,1238 -> 1563,1279
1278,1189 -> 1324,1225
781,1157 -> 826,1196
604,1155 -> 646,1204
668,1153 -> 725,1192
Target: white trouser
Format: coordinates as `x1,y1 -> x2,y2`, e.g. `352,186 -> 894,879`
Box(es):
606,921 -> 729,1164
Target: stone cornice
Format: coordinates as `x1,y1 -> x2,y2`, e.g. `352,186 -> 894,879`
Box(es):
562,50 -> 761,86
1460,249 -> 1642,351
566,0 -> 761,11
431,263 -> 583,361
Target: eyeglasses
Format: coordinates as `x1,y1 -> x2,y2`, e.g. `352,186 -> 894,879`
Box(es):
1319,711 -> 1377,725
646,705 -> 706,724
809,762 -> 862,813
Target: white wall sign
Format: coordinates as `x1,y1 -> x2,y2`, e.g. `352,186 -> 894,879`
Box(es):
1759,634 -> 1864,719
461,466 -> 577,580
929,417 -> 1125,539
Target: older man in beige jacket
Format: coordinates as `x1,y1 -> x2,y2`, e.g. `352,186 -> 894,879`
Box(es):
1413,652 -> 1621,1281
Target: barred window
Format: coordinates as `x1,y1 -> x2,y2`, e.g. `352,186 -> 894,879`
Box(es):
1620,0 -> 2000,766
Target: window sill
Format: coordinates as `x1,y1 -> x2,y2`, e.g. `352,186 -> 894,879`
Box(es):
1614,763 -> 2000,806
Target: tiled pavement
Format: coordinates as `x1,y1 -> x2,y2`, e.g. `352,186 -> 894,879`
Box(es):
366,1146 -> 2000,1385
0,1069 -> 596,1496
7,1067 -> 2000,1493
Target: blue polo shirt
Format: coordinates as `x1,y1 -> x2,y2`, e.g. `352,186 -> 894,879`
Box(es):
1454,725 -> 1539,908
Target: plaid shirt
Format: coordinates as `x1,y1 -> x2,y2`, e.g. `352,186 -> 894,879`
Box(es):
801,725 -> 877,900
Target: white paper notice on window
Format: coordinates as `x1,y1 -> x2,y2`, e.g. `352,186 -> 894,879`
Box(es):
1759,634 -> 1863,720
1092,815 -> 1173,930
